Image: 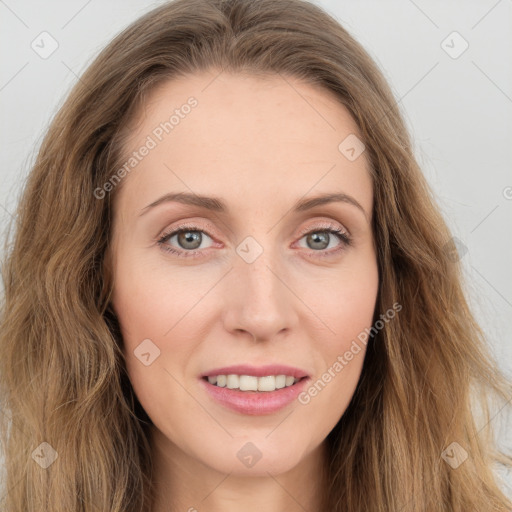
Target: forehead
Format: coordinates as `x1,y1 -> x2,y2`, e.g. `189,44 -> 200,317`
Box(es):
115,70 -> 372,220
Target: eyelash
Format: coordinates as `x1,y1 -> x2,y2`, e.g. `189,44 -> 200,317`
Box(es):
156,222 -> 352,259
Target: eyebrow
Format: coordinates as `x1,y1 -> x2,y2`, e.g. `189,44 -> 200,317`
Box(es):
139,191 -> 369,221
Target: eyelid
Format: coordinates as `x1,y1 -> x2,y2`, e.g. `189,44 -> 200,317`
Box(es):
296,219 -> 350,237
157,217 -> 349,241
156,220 -> 219,243
156,218 -> 352,258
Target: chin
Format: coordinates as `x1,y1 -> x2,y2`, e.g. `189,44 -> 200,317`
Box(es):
197,434 -> 310,476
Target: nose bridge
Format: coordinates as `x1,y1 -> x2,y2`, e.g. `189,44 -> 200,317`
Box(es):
223,234 -> 296,340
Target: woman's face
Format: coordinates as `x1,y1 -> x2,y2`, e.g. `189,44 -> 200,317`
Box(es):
110,70 -> 379,477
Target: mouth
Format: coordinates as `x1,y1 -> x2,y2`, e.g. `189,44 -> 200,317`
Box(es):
201,374 -> 308,392
198,365 -> 311,415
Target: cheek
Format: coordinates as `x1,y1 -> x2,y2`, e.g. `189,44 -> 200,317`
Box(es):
300,253 -> 378,404
110,256 -> 201,427
329,272 -> 379,346
111,252 -> 207,346
111,254 -> 217,408
302,250 -> 379,348
295,281 -> 377,438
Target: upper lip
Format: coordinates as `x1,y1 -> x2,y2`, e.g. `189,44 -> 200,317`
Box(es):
200,364 -> 310,380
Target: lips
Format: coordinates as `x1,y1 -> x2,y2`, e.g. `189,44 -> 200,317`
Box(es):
198,363 -> 311,415
199,364 -> 310,380
199,374 -> 310,415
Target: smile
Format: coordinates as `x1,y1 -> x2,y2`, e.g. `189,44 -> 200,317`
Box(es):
205,374 -> 300,392
199,375 -> 310,415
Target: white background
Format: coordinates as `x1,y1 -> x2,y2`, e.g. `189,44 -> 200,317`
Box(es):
0,0 -> 511,500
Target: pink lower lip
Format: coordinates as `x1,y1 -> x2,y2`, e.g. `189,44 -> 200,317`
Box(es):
199,377 -> 310,415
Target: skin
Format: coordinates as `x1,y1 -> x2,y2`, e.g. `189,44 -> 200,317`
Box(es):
109,69 -> 379,512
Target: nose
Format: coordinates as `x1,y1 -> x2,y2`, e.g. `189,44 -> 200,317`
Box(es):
222,243 -> 299,342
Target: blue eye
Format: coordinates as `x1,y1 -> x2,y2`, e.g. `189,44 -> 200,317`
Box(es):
156,223 -> 214,258
295,226 -> 351,254
160,229 -> 212,253
157,223 -> 352,259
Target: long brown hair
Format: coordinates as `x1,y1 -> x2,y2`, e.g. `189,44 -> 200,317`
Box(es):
1,0 -> 511,510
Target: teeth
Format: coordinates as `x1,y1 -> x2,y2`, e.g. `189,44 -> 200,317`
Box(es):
240,375 -> 258,391
227,374 -> 240,389
207,374 -> 300,391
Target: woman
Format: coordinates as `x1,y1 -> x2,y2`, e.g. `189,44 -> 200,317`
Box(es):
1,0 -> 511,510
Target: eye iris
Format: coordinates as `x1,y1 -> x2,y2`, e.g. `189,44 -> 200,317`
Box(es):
178,231 -> 202,250
171,229 -> 337,253
307,231 -> 329,250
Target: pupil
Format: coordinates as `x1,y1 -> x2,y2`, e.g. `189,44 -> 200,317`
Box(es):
309,232 -> 328,250
179,231 -> 201,249
176,230 -> 331,251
